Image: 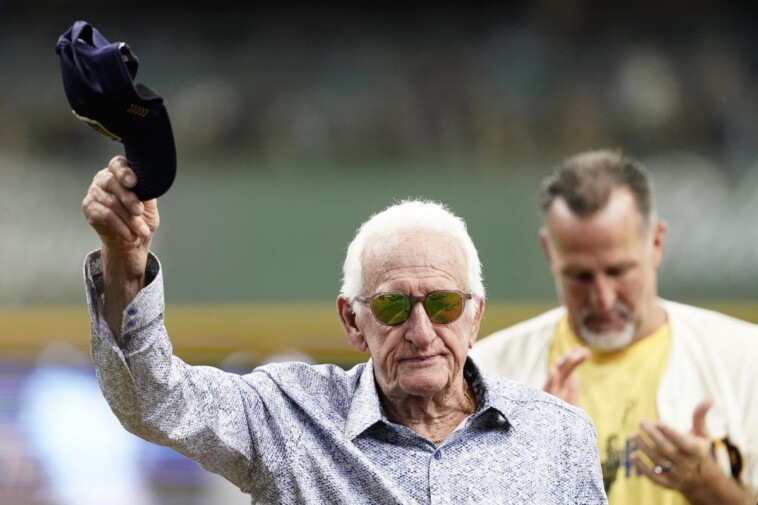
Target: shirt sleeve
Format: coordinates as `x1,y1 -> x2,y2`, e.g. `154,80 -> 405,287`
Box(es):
570,414 -> 609,504
83,251 -> 292,495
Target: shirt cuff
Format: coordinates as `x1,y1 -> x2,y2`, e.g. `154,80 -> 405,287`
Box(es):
83,249 -> 165,354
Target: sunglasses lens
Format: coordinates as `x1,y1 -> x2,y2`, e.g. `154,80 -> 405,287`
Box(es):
373,293 -> 411,325
424,291 -> 464,323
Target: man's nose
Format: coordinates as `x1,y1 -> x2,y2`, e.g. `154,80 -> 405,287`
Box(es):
589,275 -> 616,312
403,300 -> 435,347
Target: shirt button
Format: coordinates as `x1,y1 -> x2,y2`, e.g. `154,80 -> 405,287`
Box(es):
434,450 -> 442,460
127,319 -> 137,329
127,307 -> 138,316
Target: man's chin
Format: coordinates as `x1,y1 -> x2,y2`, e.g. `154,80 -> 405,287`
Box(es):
397,370 -> 447,397
578,326 -> 635,352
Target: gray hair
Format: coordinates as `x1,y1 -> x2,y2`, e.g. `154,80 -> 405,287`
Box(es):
340,199 -> 485,314
539,149 -> 655,229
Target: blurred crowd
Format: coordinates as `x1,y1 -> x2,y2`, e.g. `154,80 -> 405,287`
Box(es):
1,2 -> 757,170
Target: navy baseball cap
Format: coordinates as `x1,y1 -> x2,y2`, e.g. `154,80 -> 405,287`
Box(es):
56,21 -> 176,201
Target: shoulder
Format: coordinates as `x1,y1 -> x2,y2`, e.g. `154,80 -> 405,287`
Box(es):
240,361 -> 370,426
482,371 -> 594,434
663,301 -> 758,386
481,372 -> 599,464
474,307 -> 564,351
664,299 -> 758,344
243,361 -> 366,410
251,361 -> 364,391
470,307 -> 564,379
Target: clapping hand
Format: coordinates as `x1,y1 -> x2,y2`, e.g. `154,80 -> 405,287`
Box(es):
544,346 -> 590,406
630,399 -> 754,505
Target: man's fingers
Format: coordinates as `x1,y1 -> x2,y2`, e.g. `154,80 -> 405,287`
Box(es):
629,451 -> 671,487
657,422 -> 704,456
639,420 -> 679,458
691,398 -> 713,438
101,170 -> 144,215
94,168 -> 144,217
89,184 -> 150,238
544,366 -> 559,390
108,155 -> 138,188
85,200 -> 139,242
632,431 -> 667,465
554,346 -> 590,380
543,347 -> 587,406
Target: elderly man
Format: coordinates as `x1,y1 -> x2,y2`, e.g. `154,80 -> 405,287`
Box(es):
81,156 -> 606,504
472,150 -> 758,505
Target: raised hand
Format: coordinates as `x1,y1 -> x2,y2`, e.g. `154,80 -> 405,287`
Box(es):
543,346 -> 590,406
82,155 -> 159,258
630,399 -> 754,505
82,155 -> 160,337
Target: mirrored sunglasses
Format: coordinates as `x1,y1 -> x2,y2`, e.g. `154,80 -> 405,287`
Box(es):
356,290 -> 472,326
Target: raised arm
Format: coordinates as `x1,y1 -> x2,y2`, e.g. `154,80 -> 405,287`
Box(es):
81,158 -> 287,493
81,155 -> 160,338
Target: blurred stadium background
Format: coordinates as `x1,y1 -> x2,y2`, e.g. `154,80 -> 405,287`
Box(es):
1,1 -> 757,503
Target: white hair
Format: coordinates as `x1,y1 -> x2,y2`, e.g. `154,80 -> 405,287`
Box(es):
340,199 -> 485,315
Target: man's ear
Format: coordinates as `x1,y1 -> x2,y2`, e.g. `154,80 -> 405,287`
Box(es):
337,296 -> 368,352
539,227 -> 554,266
652,220 -> 666,269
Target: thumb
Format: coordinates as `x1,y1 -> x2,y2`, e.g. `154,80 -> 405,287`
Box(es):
691,398 -> 713,437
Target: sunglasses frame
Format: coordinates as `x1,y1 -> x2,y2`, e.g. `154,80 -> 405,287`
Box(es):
355,290 -> 473,326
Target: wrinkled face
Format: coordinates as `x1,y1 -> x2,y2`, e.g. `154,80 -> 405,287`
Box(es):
542,187 -> 665,351
350,230 -> 481,399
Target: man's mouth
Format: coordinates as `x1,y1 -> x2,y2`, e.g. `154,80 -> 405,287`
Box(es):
581,307 -> 630,333
400,355 -> 439,363
584,314 -> 621,328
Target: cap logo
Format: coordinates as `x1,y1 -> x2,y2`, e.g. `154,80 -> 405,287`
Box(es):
72,110 -> 122,141
126,103 -> 149,117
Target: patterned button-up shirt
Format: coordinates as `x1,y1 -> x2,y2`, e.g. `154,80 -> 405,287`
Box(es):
85,252 -> 607,504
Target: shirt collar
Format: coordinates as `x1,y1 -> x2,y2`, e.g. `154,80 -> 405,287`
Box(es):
345,359 -> 385,440
345,356 -> 516,440
468,356 -> 514,423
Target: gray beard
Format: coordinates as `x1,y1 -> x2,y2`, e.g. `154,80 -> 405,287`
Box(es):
578,321 -> 635,352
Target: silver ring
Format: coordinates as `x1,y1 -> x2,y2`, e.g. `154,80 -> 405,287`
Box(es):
654,460 -> 673,474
